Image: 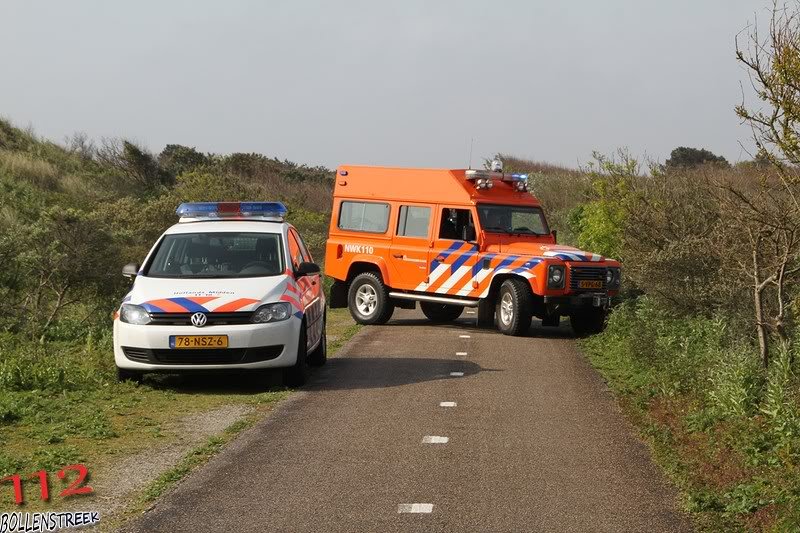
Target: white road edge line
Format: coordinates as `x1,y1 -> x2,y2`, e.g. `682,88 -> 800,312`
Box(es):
439,401 -> 457,407
422,436 -> 449,444
449,371 -> 464,377
398,503 -> 433,514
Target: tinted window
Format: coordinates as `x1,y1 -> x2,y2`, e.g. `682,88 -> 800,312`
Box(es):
338,201 -> 390,233
146,232 -> 284,278
397,205 -> 431,238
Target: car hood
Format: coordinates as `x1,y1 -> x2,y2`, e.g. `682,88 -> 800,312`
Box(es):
122,275 -> 293,313
499,242 -> 606,262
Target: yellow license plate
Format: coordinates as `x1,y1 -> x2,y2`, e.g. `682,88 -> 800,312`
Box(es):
170,335 -> 228,349
578,280 -> 603,289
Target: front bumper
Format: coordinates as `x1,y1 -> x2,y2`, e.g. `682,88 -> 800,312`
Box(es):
113,317 -> 301,371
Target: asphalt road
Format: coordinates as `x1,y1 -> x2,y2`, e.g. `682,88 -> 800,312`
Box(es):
127,309 -> 692,533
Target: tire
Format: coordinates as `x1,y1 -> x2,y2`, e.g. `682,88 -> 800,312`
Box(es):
476,299 -> 495,328
308,313 -> 327,367
420,302 -> 464,323
283,325 -> 310,387
347,272 -> 394,325
495,278 -> 533,336
116,367 -> 143,383
570,308 -> 607,337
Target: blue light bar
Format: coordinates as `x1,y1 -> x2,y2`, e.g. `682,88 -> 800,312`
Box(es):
176,202 -> 288,220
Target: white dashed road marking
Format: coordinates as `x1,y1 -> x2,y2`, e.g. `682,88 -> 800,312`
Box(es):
449,371 -> 464,377
459,335 -> 471,339
439,401 -> 457,407
456,352 -> 467,356
422,435 -> 449,444
398,503 -> 433,514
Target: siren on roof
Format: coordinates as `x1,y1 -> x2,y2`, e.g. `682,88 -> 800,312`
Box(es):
465,169 -> 529,192
175,202 -> 288,222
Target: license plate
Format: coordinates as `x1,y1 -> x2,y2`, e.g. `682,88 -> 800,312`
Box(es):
169,335 -> 228,349
579,280 -> 603,289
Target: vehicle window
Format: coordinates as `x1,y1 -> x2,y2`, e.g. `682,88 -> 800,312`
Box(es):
477,204 -> 550,235
397,205 -> 431,238
338,201 -> 390,233
438,208 -> 474,241
145,232 -> 284,278
293,230 -> 313,262
287,231 -> 304,269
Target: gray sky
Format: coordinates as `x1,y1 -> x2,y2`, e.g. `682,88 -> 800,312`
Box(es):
0,0 -> 768,169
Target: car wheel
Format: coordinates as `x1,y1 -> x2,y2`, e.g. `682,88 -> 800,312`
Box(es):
308,314 -> 327,367
495,278 -> 533,336
283,325 -> 310,387
116,367 -> 143,383
420,302 -> 464,323
347,272 -> 394,325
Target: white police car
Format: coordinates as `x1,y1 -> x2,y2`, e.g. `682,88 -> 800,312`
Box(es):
113,202 -> 326,386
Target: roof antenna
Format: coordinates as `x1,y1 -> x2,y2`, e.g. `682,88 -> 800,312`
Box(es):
468,137 -> 474,169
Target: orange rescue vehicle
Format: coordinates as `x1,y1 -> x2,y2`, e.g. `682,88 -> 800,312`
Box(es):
324,162 -> 621,336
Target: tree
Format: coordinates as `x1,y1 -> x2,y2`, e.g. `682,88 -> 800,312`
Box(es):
735,1 -> 800,366
96,138 -> 171,188
158,144 -> 210,178
665,147 -> 729,169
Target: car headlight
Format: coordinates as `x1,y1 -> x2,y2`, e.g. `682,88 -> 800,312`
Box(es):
606,267 -> 621,288
251,302 -> 292,323
547,265 -> 565,289
120,304 -> 152,325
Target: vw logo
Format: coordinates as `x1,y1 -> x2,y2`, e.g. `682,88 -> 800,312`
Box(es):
190,312 -> 208,327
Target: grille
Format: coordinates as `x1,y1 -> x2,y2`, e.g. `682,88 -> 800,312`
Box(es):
148,312 -> 253,326
122,345 -> 283,365
569,266 -> 607,291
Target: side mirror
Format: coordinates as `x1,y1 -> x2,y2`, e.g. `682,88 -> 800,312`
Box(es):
551,230 -> 557,244
463,225 -> 477,242
122,263 -> 140,279
295,261 -> 321,277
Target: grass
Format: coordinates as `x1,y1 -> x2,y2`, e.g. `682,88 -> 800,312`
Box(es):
581,298 -> 800,531
0,308 -> 359,514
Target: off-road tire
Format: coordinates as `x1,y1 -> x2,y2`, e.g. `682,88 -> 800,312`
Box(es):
348,272 -> 395,325
283,325 -> 310,387
308,314 -> 327,367
420,302 -> 464,323
476,299 -> 495,328
116,368 -> 143,383
570,308 -> 607,337
495,278 -> 533,336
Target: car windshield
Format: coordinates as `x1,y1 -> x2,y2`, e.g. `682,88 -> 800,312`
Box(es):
145,232 -> 284,278
477,204 -> 550,235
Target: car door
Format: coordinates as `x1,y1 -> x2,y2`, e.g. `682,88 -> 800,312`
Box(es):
288,229 -> 324,350
425,206 -> 480,296
388,204 -> 432,291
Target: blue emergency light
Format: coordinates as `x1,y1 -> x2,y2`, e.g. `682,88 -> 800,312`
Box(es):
176,202 -> 288,220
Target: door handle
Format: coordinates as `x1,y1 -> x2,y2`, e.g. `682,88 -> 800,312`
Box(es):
392,254 -> 403,258
435,256 -> 445,262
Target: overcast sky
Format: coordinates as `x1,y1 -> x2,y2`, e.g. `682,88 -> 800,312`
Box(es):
0,0 -> 768,169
